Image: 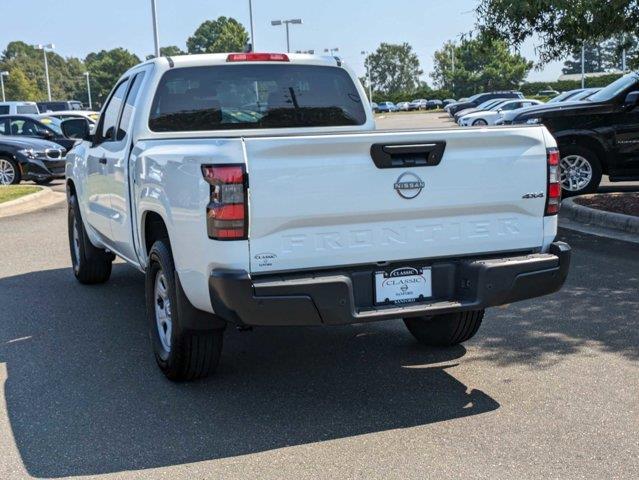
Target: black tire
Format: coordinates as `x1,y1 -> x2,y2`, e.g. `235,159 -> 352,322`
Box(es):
403,310 -> 484,346
34,178 -> 53,185
472,118 -> 488,126
0,157 -> 21,185
146,239 -> 224,381
68,194 -> 114,284
558,144 -> 602,197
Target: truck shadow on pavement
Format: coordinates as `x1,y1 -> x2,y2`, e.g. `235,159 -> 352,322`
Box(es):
471,229 -> 639,367
0,265 -> 498,478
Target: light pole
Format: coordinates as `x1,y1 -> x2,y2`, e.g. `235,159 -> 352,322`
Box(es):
150,0 -> 160,58
248,0 -> 255,51
360,51 -> 373,102
84,72 -> 92,110
324,47 -> 339,56
0,71 -> 8,102
270,19 -> 302,53
581,43 -> 585,88
35,43 -> 54,101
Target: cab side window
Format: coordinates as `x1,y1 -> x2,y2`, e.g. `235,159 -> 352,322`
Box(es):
116,72 -> 145,141
99,80 -> 129,142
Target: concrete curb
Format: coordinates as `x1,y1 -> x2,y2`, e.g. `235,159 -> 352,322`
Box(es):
561,195 -> 639,235
0,187 -> 66,219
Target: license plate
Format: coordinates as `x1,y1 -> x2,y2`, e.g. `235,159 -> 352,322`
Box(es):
374,267 -> 432,305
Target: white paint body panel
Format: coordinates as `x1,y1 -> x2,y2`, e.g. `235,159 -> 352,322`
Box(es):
246,127 -> 551,273
66,54 -> 558,314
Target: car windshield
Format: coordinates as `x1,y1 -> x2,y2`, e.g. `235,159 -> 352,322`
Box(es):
149,64 -> 367,132
588,74 -> 639,102
38,117 -> 63,134
477,99 -> 499,109
548,90 -> 580,103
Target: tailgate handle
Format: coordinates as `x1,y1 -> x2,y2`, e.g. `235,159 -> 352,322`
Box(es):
370,141 -> 446,168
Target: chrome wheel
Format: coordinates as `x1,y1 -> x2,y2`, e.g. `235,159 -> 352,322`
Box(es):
72,216 -> 81,272
0,159 -> 16,185
560,154 -> 593,192
154,270 -> 172,353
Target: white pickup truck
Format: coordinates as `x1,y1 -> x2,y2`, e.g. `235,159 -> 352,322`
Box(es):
62,53 -> 571,381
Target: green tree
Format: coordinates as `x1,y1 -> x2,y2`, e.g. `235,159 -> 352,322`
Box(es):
146,45 -> 186,60
186,17 -> 249,54
3,67 -> 41,101
431,33 -> 532,97
476,0 -> 639,64
562,43 -> 613,74
0,41 -> 89,102
365,43 -> 423,95
85,48 -> 141,106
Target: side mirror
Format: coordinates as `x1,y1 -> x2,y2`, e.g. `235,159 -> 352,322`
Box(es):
624,91 -> 639,108
497,108 -> 503,113
61,118 -> 92,141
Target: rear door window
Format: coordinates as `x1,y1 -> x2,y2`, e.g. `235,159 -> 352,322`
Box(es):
16,104 -> 39,114
149,64 -> 366,131
0,106 -> 10,115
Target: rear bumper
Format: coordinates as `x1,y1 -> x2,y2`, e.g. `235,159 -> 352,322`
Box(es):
209,242 -> 571,327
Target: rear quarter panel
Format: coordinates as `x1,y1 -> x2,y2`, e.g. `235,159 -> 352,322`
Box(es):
132,138 -> 250,312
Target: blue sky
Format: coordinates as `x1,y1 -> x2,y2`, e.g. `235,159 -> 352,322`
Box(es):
1,0 -> 565,83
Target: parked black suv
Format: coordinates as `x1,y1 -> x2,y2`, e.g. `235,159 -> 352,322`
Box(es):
447,91 -> 523,116
513,72 -> 639,195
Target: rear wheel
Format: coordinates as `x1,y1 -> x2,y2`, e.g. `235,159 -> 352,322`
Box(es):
403,310 -> 484,346
559,145 -> 602,196
146,239 -> 225,381
68,194 -> 114,284
0,158 -> 20,185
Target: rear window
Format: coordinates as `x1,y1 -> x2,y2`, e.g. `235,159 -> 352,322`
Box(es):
149,64 -> 367,132
17,104 -> 39,114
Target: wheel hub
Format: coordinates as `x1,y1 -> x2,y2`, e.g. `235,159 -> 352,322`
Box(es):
0,159 -> 16,185
154,270 -> 172,353
560,154 -> 593,192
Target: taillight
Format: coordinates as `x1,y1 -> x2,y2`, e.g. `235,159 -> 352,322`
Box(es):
546,147 -> 561,215
226,53 -> 290,62
202,165 -> 248,240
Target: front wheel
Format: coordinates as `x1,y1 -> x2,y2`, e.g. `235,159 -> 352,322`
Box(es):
403,310 -> 484,346
472,118 -> 488,126
559,145 -> 602,196
146,239 -> 224,381
68,194 -> 114,284
0,157 -> 21,185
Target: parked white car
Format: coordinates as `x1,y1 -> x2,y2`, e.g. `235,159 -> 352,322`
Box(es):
0,101 -> 39,115
458,99 -> 544,126
62,53 -> 570,381
396,101 -> 411,111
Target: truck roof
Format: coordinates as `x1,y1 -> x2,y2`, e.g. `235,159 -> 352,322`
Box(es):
137,52 -> 344,72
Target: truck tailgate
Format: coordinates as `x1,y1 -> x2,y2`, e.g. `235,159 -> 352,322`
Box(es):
245,127 -> 548,273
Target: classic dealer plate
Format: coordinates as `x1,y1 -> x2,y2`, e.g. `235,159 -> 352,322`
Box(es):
374,267 -> 432,305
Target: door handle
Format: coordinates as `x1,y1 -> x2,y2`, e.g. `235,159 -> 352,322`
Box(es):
98,157 -> 107,165
370,141 -> 446,168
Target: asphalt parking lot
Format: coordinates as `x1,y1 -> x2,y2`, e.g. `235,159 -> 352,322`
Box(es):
1,117 -> 638,479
